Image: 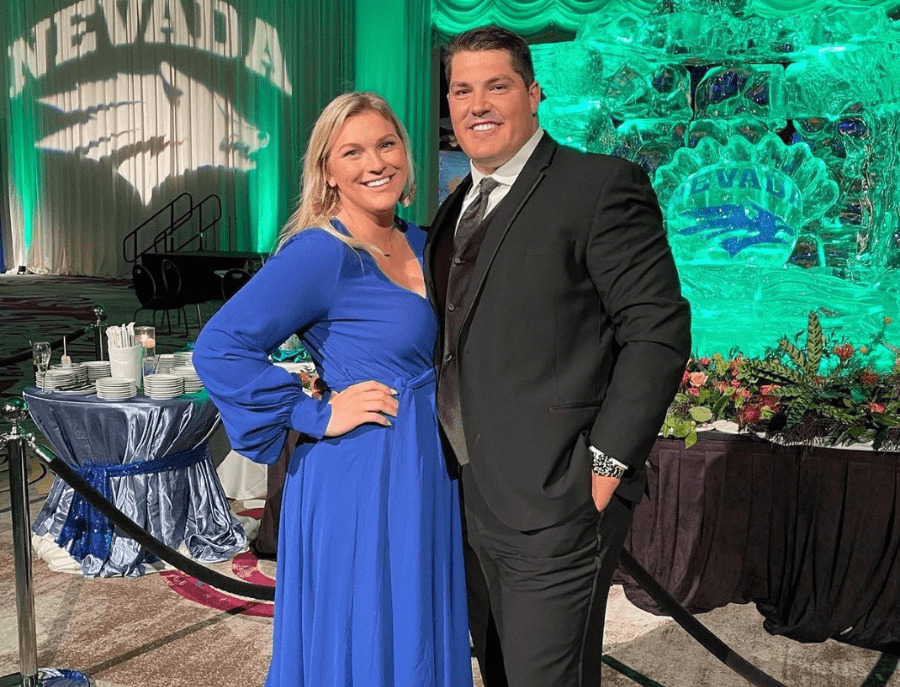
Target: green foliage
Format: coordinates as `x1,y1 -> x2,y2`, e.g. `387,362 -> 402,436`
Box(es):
689,406 -> 713,423
663,312 -> 900,449
806,313 -> 824,374
744,359 -> 803,385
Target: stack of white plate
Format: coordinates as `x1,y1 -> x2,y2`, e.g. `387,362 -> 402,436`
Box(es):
144,374 -> 184,400
95,377 -> 137,400
174,351 -> 193,366
38,369 -> 78,391
53,362 -> 89,386
156,354 -> 175,374
172,365 -> 203,393
83,360 -> 112,381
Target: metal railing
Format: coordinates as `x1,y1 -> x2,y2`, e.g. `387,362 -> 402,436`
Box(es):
170,193 -> 222,253
122,193 -> 223,265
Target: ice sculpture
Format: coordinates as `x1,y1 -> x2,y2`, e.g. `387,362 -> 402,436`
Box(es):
538,96 -> 617,154
532,1 -> 900,367
656,134 -> 838,266
693,65 -> 786,131
612,118 -> 687,175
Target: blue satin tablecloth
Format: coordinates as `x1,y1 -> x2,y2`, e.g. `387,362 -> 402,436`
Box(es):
24,387 -> 247,577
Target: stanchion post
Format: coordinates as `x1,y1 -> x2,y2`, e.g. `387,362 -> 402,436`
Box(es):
92,305 -> 108,361
2,399 -> 39,687
1,399 -> 92,687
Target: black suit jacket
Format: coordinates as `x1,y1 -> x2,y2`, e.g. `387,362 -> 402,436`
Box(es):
425,134 -> 691,531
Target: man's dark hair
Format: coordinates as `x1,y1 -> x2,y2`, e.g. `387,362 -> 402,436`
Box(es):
445,26 -> 535,86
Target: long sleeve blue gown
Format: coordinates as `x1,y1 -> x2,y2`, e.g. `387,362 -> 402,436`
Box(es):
192,220 -> 473,687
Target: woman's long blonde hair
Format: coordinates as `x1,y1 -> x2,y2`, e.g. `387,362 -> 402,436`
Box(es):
277,92 -> 416,253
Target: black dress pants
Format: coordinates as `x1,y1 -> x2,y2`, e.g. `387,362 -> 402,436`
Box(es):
463,483 -> 635,687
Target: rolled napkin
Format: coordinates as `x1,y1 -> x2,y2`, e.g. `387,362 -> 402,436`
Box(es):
105,322 -> 136,350
106,323 -> 143,389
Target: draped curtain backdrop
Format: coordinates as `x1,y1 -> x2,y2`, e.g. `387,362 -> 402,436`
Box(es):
2,0 -> 356,276
355,0 -> 436,222
0,0 -> 435,277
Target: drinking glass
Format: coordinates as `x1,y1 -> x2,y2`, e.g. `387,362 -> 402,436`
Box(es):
32,341 -> 51,389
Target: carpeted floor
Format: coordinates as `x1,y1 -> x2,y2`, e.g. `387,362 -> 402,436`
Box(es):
0,501 -> 273,687
3,499 -> 898,687
1,273 -> 898,687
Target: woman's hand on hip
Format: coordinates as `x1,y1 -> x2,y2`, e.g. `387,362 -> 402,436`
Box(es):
324,381 -> 398,437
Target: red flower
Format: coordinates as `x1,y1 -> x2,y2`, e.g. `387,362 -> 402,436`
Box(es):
867,402 -> 886,414
687,387 -> 701,397
735,388 -> 752,400
739,405 -> 762,424
859,371 -> 879,386
731,379 -> 741,388
699,357 -> 711,366
681,370 -> 691,387
760,384 -> 779,395
833,344 -> 854,361
760,395 -> 779,410
714,381 -> 729,393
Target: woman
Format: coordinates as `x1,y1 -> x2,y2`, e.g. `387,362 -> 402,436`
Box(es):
193,92 -> 472,686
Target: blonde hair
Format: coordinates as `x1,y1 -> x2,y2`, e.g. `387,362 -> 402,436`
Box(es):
277,92 -> 416,253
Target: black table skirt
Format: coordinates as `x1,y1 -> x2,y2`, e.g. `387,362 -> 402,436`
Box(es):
613,435 -> 900,654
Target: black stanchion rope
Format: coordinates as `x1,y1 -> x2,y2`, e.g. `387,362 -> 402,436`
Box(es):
31,443 -> 274,602
618,548 -> 788,687
0,325 -> 92,368
29,441 -> 792,684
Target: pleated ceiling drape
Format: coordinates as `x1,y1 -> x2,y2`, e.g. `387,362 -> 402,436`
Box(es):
433,0 -> 900,37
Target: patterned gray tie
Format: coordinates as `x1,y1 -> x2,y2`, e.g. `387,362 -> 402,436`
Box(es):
455,177 -> 500,249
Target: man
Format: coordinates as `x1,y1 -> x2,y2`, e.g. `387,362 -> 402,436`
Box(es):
424,26 -> 692,686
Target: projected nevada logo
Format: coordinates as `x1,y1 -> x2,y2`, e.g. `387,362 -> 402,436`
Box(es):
37,62 -> 269,205
9,1 -> 291,206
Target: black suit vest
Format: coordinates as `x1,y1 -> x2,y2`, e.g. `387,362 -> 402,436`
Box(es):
434,200 -> 498,465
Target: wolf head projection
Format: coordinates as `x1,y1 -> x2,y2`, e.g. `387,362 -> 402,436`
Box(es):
7,0 -> 290,204
36,62 -> 271,205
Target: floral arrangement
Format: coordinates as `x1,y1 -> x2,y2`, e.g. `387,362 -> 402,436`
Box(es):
661,312 -> 900,450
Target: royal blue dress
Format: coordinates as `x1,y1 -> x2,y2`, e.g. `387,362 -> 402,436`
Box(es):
193,220 -> 472,687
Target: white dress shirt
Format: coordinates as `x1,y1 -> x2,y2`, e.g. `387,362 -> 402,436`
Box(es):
454,127 -> 544,235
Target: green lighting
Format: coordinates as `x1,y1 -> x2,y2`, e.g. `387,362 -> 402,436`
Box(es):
355,0 -> 434,226
7,94 -> 41,254
249,82 -> 281,253
433,0 -> 900,38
